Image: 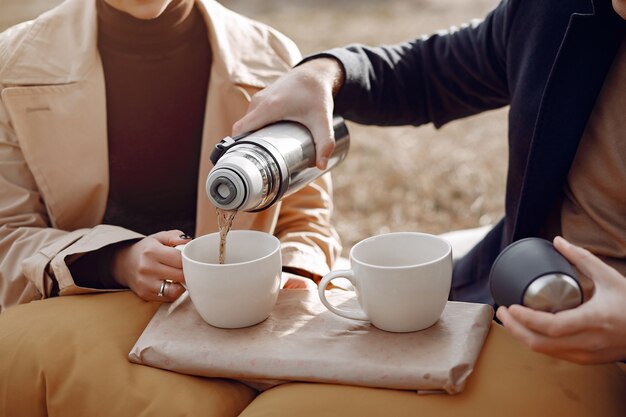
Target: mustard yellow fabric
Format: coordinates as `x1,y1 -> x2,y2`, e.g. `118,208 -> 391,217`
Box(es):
238,324 -> 626,417
0,292 -> 257,417
1,291 -> 624,416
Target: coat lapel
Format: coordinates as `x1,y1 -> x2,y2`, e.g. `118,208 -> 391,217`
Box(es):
2,61 -> 109,230
0,0 -> 107,231
512,1 -> 625,240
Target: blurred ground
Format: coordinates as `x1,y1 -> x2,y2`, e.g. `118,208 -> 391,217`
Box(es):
1,0 -> 508,255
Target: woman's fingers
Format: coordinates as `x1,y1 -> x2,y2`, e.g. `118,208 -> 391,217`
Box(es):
151,229 -> 192,247
152,262 -> 185,284
281,274 -> 317,290
149,278 -> 186,302
147,229 -> 191,269
126,273 -> 179,302
150,245 -> 185,270
117,230 -> 190,302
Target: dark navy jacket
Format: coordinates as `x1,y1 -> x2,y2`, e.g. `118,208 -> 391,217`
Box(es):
321,0 -> 625,304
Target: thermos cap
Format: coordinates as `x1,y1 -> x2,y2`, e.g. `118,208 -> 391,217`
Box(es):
523,273 -> 583,313
206,167 -> 246,211
490,238 -> 583,312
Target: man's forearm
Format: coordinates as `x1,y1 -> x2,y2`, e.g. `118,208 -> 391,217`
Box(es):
303,1 -> 513,129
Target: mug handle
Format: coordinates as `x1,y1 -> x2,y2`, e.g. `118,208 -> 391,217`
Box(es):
318,270 -> 369,321
168,244 -> 189,315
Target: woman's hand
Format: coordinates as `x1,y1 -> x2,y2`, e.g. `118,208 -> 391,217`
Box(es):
281,272 -> 317,290
496,236 -> 626,364
111,230 -> 192,302
233,58 -> 344,170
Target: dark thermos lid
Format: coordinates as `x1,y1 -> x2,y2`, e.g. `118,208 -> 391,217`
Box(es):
489,238 -> 583,313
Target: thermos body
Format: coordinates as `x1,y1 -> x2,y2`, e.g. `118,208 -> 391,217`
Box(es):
207,117 -> 350,212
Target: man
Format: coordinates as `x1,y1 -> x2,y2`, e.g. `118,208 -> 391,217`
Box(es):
0,0 -> 341,311
233,0 -> 626,364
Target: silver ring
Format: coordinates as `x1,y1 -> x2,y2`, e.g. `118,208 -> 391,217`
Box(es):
157,279 -> 173,297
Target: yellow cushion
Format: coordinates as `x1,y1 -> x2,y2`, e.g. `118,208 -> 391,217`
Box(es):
0,292 -> 257,417
238,324 -> 626,417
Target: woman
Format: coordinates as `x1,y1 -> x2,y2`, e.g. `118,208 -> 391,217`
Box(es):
0,0 -> 341,310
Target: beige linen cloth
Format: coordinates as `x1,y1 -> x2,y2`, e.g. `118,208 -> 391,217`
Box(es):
129,290 -> 493,394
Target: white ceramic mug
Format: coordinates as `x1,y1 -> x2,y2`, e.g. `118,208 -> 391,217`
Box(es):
319,232 -> 452,332
178,230 -> 281,329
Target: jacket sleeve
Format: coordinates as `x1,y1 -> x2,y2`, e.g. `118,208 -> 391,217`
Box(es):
0,92 -> 142,312
273,173 -> 342,279
312,0 -> 518,127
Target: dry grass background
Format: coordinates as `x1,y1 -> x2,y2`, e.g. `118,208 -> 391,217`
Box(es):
1,0 -> 508,256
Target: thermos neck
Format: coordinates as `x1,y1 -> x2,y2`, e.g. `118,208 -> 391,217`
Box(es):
206,145 -> 280,211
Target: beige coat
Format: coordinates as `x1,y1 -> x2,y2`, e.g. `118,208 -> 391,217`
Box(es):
0,0 -> 341,312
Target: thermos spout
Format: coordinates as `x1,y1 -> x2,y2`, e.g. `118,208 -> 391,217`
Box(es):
208,176 -> 238,206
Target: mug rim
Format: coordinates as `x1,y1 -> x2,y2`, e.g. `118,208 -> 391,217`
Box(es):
349,231 -> 452,269
182,230 -> 280,267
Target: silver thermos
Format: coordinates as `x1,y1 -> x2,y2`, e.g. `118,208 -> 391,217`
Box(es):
207,116 -> 350,211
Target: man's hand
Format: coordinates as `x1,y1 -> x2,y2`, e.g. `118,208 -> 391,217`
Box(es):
111,230 -> 192,301
233,58 -> 345,170
497,236 -> 626,364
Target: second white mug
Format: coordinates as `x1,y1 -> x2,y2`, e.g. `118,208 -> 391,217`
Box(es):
319,232 -> 452,332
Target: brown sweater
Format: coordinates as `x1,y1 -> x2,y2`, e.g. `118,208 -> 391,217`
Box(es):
71,0 -> 211,289
559,39 -> 626,296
